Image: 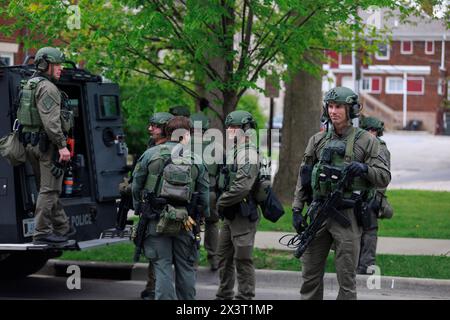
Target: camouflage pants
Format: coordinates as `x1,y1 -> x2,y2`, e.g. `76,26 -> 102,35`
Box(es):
26,143 -> 70,238
300,209 -> 362,300
216,213 -> 257,300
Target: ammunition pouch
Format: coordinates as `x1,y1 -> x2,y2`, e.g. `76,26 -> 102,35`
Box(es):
378,193 -> 394,219
220,197 -> 258,222
156,204 -> 189,236
21,131 -> 40,147
239,197 -> 259,222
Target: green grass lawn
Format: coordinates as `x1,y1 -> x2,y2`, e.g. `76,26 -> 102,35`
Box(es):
258,190 -> 450,239
60,244 -> 450,279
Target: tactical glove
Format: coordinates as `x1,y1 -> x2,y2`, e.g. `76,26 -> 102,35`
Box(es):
346,161 -> 368,178
50,162 -> 64,178
292,207 -> 305,234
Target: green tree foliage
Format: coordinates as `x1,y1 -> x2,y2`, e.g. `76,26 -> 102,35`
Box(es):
237,94 -> 267,130
119,75 -> 193,154
0,0 -> 429,119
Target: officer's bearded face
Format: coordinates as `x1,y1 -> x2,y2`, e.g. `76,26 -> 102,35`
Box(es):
328,102 -> 348,127
149,124 -> 163,140
50,64 -> 63,80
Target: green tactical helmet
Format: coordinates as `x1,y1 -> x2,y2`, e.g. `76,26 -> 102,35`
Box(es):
35,47 -> 65,65
169,105 -> 191,117
190,112 -> 210,130
323,86 -> 361,120
360,116 -> 384,136
225,110 -> 256,130
149,112 -> 174,125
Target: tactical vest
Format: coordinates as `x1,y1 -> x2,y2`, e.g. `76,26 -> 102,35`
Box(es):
17,77 -> 73,134
311,127 -> 372,200
217,143 -> 258,194
17,77 -> 46,132
144,144 -> 198,204
60,91 -> 74,133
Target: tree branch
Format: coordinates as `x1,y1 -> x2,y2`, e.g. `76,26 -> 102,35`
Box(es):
240,8 -> 321,99
148,0 -> 224,84
237,0 -> 253,74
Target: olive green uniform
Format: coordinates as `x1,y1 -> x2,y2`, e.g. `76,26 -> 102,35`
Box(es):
216,143 -> 259,300
132,141 -> 210,300
358,139 -> 392,273
23,77 -> 71,239
192,137 -> 220,270
293,125 -> 391,300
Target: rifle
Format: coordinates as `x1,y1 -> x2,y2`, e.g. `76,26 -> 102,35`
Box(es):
116,156 -> 138,231
187,192 -> 202,250
294,169 -> 353,259
133,191 -> 167,262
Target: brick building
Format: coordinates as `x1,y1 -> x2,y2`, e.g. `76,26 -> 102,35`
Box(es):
323,12 -> 449,134
0,17 -> 32,67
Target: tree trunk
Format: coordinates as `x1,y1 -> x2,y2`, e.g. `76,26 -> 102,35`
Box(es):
272,65 -> 322,205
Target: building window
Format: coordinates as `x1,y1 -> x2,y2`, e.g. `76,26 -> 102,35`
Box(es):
375,43 -> 390,60
386,77 -> 403,94
361,77 -> 382,94
438,79 -> 444,95
425,41 -> 434,55
0,52 -> 14,66
401,41 -> 413,54
386,77 -> 424,95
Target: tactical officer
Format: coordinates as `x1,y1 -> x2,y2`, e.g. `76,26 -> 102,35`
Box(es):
18,47 -> 74,245
132,116 -> 210,300
357,116 -> 393,274
191,112 -> 220,271
292,87 -> 391,300
215,110 -> 259,300
140,111 -> 174,300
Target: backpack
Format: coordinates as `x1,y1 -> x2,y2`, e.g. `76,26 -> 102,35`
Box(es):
253,156 -> 285,223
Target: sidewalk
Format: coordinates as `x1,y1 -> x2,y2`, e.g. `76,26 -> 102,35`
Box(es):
39,260 -> 450,299
254,231 -> 450,256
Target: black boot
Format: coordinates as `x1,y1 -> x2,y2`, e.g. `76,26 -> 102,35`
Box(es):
33,233 -> 68,244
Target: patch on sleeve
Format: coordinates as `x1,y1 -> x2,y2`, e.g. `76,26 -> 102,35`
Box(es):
41,92 -> 59,112
133,163 -> 142,176
241,163 -> 251,175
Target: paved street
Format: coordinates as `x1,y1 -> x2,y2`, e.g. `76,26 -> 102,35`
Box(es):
1,270 -> 449,300
383,131 -> 450,190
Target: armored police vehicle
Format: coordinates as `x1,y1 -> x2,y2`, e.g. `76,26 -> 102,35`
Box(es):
0,57 -> 130,277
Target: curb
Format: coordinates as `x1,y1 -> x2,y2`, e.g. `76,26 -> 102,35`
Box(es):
39,259 -> 450,299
